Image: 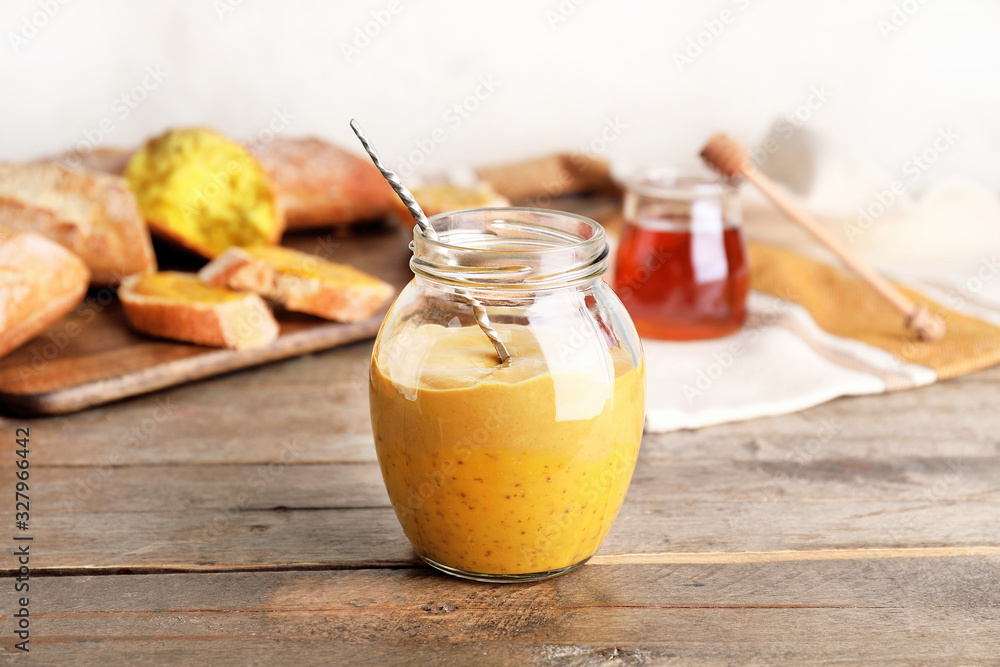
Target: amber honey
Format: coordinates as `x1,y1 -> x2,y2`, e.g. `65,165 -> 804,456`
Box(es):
613,171 -> 749,341
615,222 -> 748,340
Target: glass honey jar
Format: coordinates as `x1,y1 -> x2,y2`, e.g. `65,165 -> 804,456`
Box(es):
614,170 -> 749,340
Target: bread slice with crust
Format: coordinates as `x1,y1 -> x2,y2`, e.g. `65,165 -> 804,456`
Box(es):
119,272 -> 278,350
251,137 -> 396,230
0,228 -> 90,359
199,245 -> 394,323
0,162 -> 156,285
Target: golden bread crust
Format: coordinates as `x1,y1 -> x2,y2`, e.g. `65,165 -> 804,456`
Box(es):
252,137 -> 396,229
37,147 -> 133,176
0,162 -> 156,285
199,246 -> 394,322
118,272 -> 279,350
0,229 -> 90,359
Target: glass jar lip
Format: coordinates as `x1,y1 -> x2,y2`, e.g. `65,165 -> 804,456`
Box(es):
626,168 -> 735,199
417,206 -> 606,255
410,207 -> 609,290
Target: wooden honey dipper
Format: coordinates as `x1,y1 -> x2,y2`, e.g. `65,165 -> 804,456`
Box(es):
700,133 -> 945,342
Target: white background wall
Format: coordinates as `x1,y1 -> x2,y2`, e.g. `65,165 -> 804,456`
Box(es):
2,0 -> 998,190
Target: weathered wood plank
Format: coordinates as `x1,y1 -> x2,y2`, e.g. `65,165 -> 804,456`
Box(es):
24,452 -> 1000,517
6,496 -> 998,574
11,559 -> 1000,664
11,435 -> 1000,528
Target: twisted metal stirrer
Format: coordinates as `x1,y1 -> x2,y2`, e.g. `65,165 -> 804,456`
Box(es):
350,120 -> 511,363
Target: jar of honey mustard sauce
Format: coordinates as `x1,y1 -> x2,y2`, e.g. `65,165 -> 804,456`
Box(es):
370,208 -> 645,582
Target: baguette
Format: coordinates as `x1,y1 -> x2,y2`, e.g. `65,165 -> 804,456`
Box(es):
125,128 -> 284,259
119,272 -> 279,350
199,245 -> 394,322
0,229 -> 90,359
0,162 -> 156,285
251,137 -> 396,230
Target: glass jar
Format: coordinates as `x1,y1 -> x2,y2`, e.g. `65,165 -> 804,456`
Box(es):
370,207 -> 645,583
614,170 -> 749,340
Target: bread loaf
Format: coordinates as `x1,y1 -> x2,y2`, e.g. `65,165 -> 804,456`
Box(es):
38,147 -> 132,176
0,162 -> 156,285
252,137 -> 396,230
0,229 -> 90,359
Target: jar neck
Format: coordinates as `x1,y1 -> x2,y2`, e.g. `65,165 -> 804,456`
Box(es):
410,207 -> 609,294
624,169 -> 741,231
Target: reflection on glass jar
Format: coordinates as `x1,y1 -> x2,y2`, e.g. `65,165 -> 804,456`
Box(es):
614,170 -> 749,340
369,208 -> 645,582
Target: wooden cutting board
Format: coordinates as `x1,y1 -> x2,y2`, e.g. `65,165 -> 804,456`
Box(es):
0,225 -> 413,416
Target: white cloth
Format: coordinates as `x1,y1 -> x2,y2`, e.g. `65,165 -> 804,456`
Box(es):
642,292 -> 935,432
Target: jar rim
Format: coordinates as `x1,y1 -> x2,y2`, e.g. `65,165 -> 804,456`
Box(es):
626,168 -> 736,199
410,207 -> 609,290
416,207 -> 606,254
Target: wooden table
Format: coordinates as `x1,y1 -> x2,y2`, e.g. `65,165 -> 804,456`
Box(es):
2,217 -> 998,664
